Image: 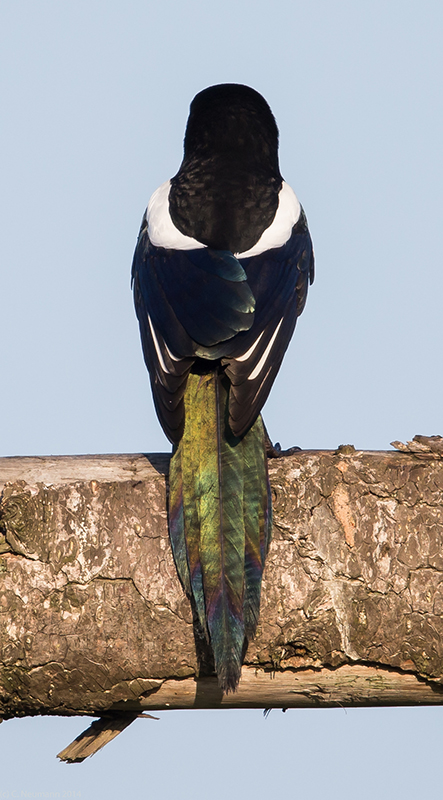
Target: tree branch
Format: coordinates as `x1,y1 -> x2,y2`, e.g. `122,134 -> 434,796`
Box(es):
1,441 -> 443,725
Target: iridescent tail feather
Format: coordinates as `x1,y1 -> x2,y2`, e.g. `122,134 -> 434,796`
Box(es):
168,371 -> 272,693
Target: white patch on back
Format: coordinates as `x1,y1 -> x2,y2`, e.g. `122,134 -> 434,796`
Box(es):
237,182 -> 301,258
146,179 -> 300,256
146,180 -> 206,250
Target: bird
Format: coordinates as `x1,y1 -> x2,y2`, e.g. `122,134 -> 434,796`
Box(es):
132,83 -> 314,693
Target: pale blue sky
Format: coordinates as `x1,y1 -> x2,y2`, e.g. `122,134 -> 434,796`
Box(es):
1,0 -> 443,796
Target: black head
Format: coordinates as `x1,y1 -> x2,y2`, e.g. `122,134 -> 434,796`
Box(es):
170,84 -> 283,252
183,84 -> 281,176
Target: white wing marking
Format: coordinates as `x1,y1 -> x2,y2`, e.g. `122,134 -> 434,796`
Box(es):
236,330 -> 265,362
251,364 -> 273,405
164,341 -> 182,362
148,315 -> 170,374
247,318 -> 283,381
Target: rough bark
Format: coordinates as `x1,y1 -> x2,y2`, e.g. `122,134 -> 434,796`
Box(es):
1,443 -> 443,720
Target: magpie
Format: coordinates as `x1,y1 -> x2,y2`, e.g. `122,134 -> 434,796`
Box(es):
132,83 -> 314,693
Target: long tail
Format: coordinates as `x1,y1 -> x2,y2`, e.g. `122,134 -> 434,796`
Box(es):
168,370 -> 272,693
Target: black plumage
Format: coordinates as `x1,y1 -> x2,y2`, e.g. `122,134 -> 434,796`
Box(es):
132,204 -> 314,440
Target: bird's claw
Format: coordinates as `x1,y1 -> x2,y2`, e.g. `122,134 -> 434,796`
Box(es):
264,426 -> 301,458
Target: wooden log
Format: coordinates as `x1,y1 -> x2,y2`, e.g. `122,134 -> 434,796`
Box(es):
56,713 -> 140,763
1,442 -> 443,721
